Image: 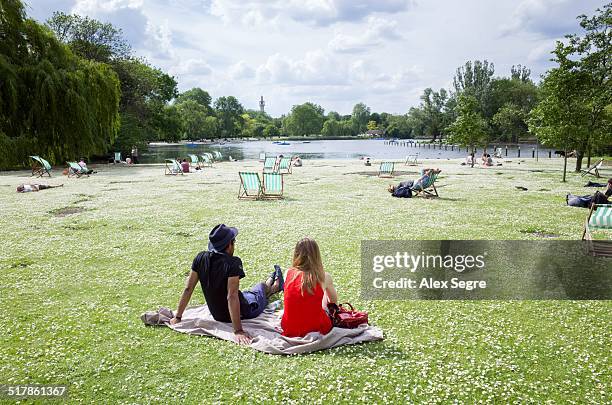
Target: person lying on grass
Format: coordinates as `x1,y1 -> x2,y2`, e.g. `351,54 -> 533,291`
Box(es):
16,183 -> 63,193
387,168 -> 441,198
170,224 -> 283,345
281,238 -> 338,338
567,178 -> 612,208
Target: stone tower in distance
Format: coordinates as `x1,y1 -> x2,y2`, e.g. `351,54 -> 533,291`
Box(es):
259,96 -> 265,113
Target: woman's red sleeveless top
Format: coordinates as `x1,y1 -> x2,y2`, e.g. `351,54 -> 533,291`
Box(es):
281,268 -> 332,337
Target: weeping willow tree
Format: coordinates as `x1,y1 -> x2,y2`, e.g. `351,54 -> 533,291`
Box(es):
0,0 -> 120,169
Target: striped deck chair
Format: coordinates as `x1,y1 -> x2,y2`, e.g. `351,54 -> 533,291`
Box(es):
259,152 -> 266,162
188,154 -> 201,169
165,159 -> 183,175
199,154 -> 213,168
582,204 -> 612,256
378,162 -> 395,177
262,172 -> 284,199
263,157 -> 278,173
30,156 -> 52,177
114,152 -> 122,164
581,158 -> 604,178
404,155 -> 418,166
238,172 -> 262,200
278,157 -> 292,174
213,151 -> 222,161
67,162 -> 89,178
411,172 -> 440,197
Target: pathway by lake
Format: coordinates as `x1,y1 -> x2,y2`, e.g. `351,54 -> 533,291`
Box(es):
142,139 -> 555,163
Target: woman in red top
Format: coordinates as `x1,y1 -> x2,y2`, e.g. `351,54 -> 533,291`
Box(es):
281,238 -> 338,337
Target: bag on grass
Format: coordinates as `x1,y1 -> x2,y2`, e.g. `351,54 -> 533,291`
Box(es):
327,303 -> 368,328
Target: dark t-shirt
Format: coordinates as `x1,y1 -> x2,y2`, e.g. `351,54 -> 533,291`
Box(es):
192,251 -> 247,322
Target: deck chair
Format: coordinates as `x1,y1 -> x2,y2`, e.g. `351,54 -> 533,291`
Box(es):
67,162 -> 89,178
404,155 -> 418,166
238,172 -> 262,200
213,151 -> 222,161
30,156 -> 52,177
278,157 -> 292,174
582,204 -> 612,257
113,152 -> 122,164
165,159 -> 183,175
263,157 -> 278,173
259,152 -> 266,162
199,154 -> 213,168
581,158 -> 604,178
411,172 -> 440,197
262,172 -> 284,199
378,162 -> 395,177
493,148 -> 503,158
188,154 -> 201,169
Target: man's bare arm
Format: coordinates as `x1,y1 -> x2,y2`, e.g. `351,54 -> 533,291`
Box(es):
227,276 -> 251,344
170,270 -> 199,324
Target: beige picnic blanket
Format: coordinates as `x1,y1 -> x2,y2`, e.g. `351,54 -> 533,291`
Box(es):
141,301 -> 384,355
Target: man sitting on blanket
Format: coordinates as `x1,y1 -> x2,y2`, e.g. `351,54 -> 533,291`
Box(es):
170,224 -> 284,345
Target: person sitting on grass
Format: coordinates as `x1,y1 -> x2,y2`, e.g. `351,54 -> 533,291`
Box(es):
481,153 -> 493,167
170,224 -> 284,345
78,158 -> 95,174
567,178 -> 612,208
181,159 -> 190,173
281,238 -> 338,338
16,183 -> 63,193
387,168 -> 441,198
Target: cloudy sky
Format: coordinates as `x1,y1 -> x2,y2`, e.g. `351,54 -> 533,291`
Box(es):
27,0 -> 605,116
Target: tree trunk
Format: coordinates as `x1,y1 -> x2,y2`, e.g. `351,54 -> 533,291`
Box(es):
562,149 -> 567,182
575,150 -> 584,172
470,146 -> 475,168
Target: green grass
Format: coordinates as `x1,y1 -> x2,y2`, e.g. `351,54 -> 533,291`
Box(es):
0,158 -> 610,403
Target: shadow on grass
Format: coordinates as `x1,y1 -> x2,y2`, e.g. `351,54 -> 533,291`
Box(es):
49,206 -> 86,217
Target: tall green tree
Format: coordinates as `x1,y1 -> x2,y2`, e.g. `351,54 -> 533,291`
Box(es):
283,103 -> 325,137
447,94 -> 489,166
176,88 -> 212,113
47,12 -> 178,153
419,88 -> 448,141
529,4 -> 611,176
214,96 -> 245,137
0,0 -> 120,168
351,102 -> 370,134
46,12 -> 131,62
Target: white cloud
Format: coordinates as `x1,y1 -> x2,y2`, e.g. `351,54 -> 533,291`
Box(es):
500,0 -> 603,37
229,61 -> 255,80
209,0 -> 412,27
169,58 -> 213,76
329,16 -> 402,53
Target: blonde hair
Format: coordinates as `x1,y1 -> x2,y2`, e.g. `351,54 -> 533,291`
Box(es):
291,237 -> 325,295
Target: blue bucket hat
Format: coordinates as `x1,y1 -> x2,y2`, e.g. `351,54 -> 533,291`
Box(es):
208,224 -> 238,253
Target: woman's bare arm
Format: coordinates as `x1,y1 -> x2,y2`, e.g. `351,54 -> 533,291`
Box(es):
323,272 -> 338,306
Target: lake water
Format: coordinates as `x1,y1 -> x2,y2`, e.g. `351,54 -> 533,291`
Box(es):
141,139 -> 554,163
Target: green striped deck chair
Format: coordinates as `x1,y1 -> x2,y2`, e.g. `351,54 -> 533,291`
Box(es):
259,152 -> 266,162
582,204 -> 612,256
262,173 -> 284,199
238,172 -> 262,200
30,156 -> 52,177
213,151 -> 222,161
188,154 -> 201,169
67,162 -> 88,178
378,162 -> 395,177
278,157 -> 292,174
165,159 -> 183,175
411,172 -> 440,197
263,157 -> 278,173
114,152 -> 122,164
405,154 -> 418,166
199,154 -> 213,168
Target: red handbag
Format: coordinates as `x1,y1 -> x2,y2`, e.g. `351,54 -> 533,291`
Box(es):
327,303 -> 369,328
